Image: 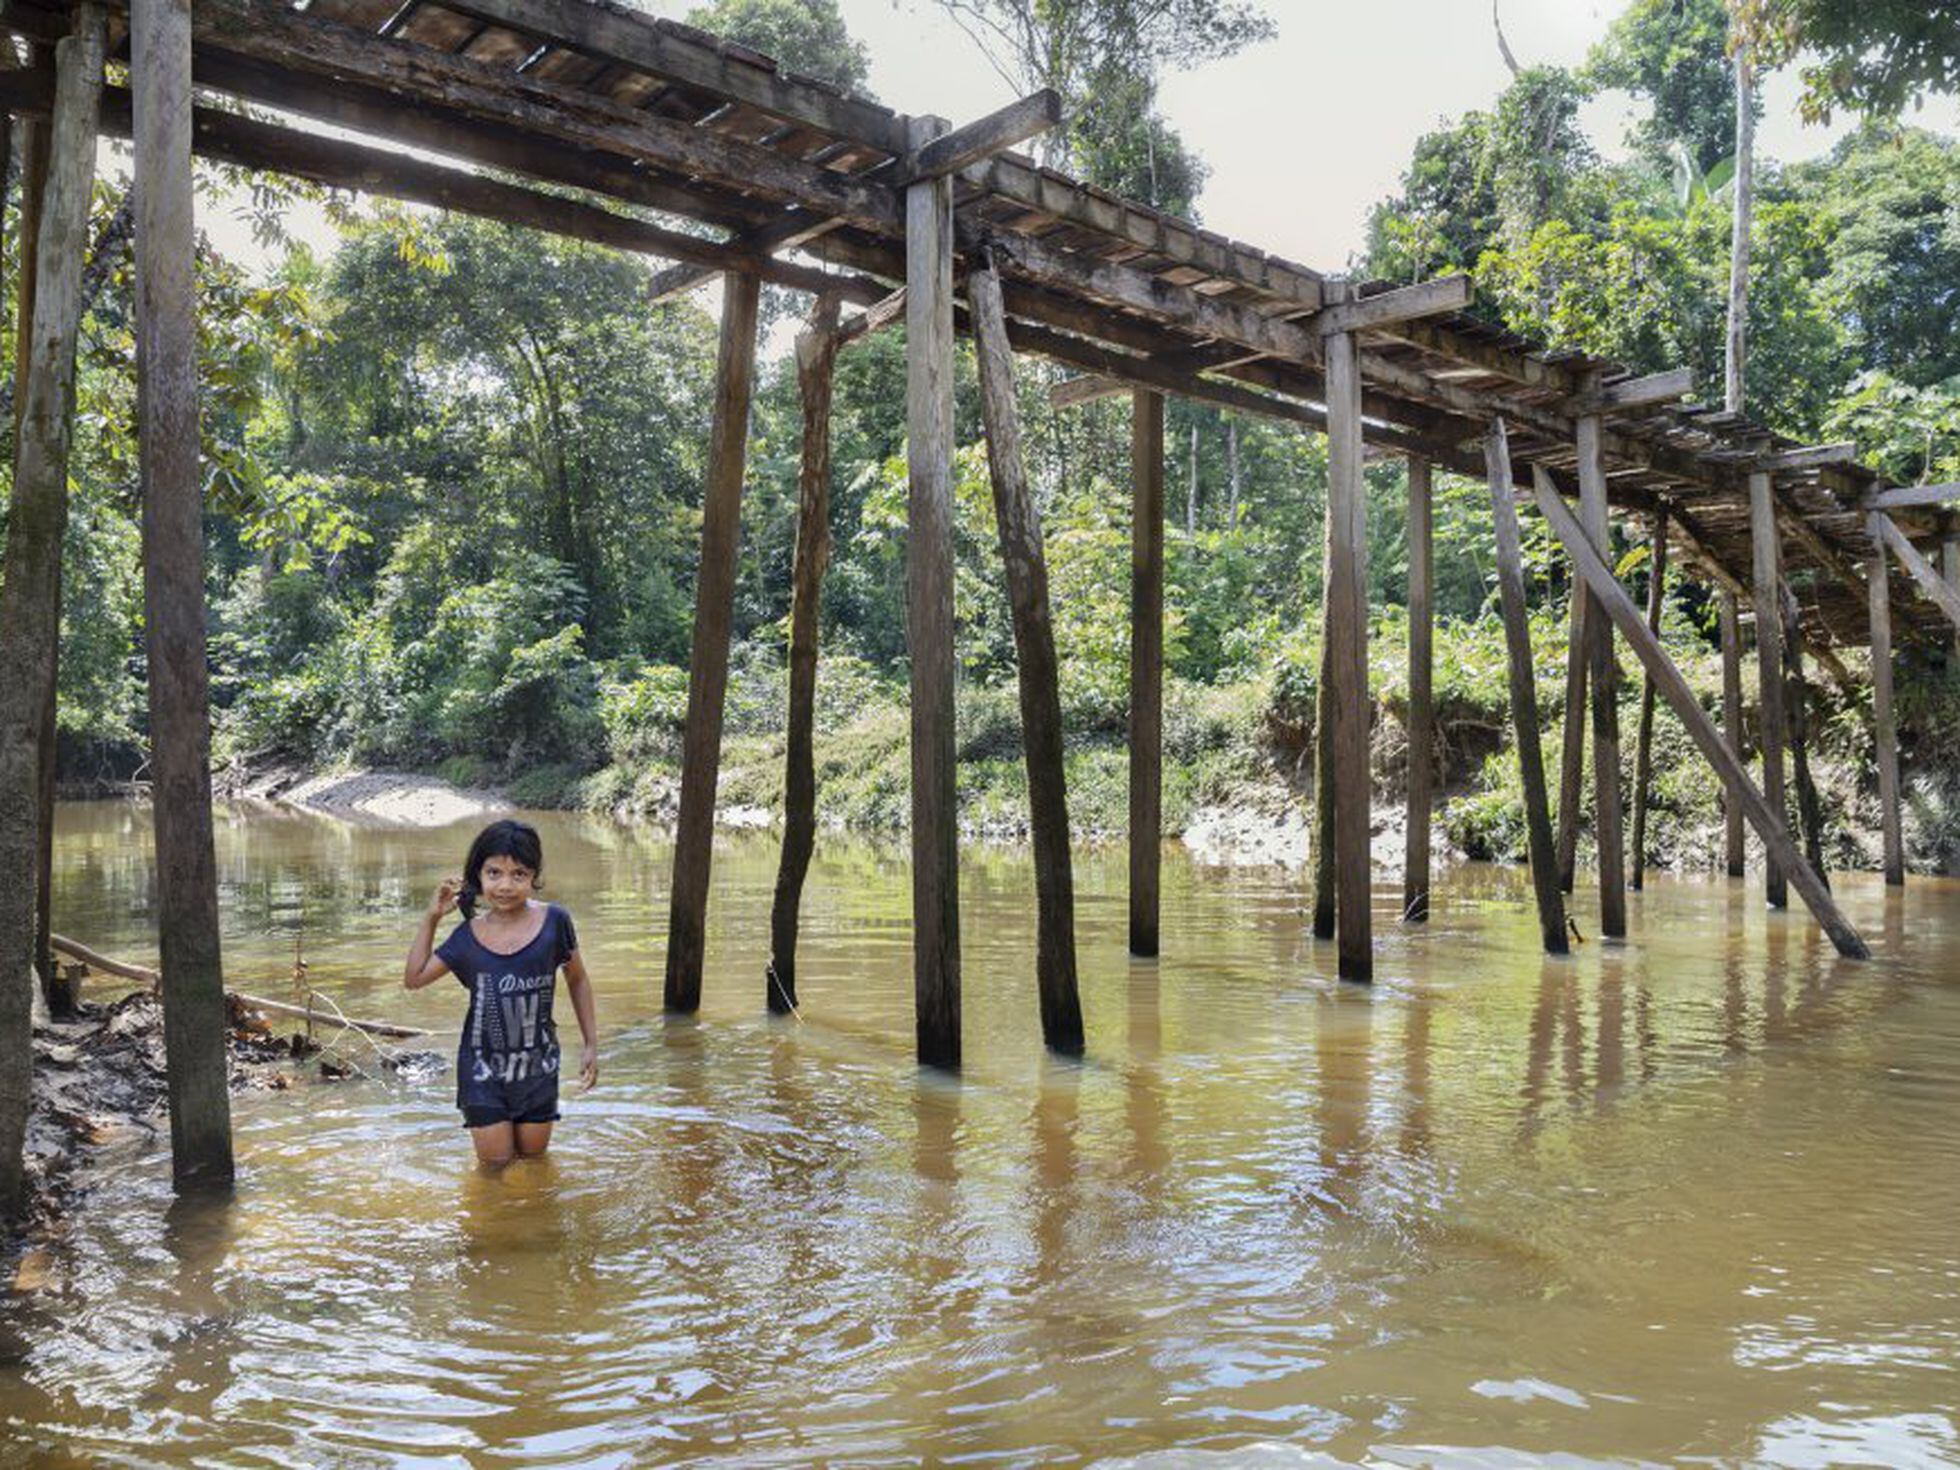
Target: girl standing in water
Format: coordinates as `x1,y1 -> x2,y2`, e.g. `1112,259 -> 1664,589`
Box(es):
403,819 -> 600,1168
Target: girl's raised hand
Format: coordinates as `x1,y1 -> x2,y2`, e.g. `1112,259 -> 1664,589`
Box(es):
428,875 -> 463,919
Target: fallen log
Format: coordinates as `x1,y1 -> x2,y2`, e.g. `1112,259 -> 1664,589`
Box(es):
50,932 -> 428,1039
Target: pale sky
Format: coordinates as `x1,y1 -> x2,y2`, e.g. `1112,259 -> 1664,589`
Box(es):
197,0 -> 1960,279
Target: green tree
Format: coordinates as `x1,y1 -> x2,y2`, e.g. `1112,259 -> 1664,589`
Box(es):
1586,0 -> 1742,172
682,0 -> 872,92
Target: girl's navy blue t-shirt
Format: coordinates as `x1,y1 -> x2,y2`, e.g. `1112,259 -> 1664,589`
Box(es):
436,902 -> 577,1089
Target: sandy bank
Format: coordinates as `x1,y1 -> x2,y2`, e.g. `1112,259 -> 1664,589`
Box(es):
228,767 -> 508,827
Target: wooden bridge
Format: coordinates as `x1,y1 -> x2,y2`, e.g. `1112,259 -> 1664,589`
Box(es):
2,0 -> 1955,1194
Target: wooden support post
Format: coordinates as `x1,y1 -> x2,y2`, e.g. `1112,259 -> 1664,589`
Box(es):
1577,410 -> 1628,937
1868,517 -> 1905,887
1748,470 -> 1789,908
1487,428 -> 1569,954
906,117 -> 961,1067
1630,513 -> 1668,891
1782,608 -> 1828,889
1943,531 -> 1960,663
1719,591 -> 1747,876
663,269 -> 762,1013
0,6 -> 104,1216
133,0 -> 233,1191
969,252 -> 1084,1055
1554,591 -> 1587,893
766,295 -> 840,1016
1129,388 -> 1165,958
1403,456 -> 1434,923
1325,321 -> 1372,982
1531,478 -> 1868,959
1311,623 -> 1337,941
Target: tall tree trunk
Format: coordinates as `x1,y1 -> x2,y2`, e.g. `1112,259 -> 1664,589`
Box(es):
1226,416 -> 1241,529
1726,41 -> 1755,415
1186,421 -> 1198,535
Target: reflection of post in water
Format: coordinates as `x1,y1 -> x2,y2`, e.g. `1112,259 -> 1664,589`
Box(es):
1762,915 -> 1789,1038
1313,989 -> 1372,1215
1522,958 -> 1582,1128
1030,1063 -> 1081,1290
1123,958 -> 1168,1191
152,1193 -> 239,1439
1398,991 -> 1432,1160
1595,950 -> 1625,1096
907,1079 -> 969,1331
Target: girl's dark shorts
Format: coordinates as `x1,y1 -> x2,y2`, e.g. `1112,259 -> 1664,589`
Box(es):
458,1069 -> 561,1130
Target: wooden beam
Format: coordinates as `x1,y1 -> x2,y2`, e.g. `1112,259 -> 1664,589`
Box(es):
1873,513 -> 1960,631
1403,455 -> 1434,923
1530,479 -> 1869,959
837,286 -> 906,345
1130,389 -> 1164,958
1573,368 -> 1695,414
767,295 -> 840,1015
1051,374 -> 1128,409
193,0 -> 905,234
1485,422 -> 1569,955
1864,481 -> 1960,512
645,209 -> 847,304
1719,590 -> 1747,877
1630,512 -> 1668,892
1326,318 -> 1373,983
1749,470 -> 1790,909
906,116 -> 961,1067
663,270 -> 761,1013
133,0 -> 234,1190
1576,410 -> 1628,937
969,252 -> 1084,1055
1763,442 -> 1858,472
432,0 -> 913,155
1867,517 -> 1905,887
896,88 -> 1062,186
0,2 -> 103,1217
1318,275 -> 1471,335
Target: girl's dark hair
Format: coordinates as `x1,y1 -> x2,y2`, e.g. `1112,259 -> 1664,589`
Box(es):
458,819 -> 544,918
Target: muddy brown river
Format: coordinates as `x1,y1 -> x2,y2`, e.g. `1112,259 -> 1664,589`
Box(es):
4,800 -> 1958,1466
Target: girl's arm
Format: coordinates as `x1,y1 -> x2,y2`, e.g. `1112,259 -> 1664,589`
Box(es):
404,877 -> 461,990
563,949 -> 600,1090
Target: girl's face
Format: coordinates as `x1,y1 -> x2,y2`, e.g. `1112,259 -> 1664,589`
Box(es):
475,854 -> 537,913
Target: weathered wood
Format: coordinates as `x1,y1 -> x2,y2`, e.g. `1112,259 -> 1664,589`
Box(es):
907,117 -> 961,1067
969,253 -> 1084,1055
1749,469 -> 1789,908
1051,374 -> 1127,410
1719,590 -> 1747,876
1867,517 -> 1905,887
896,88 -> 1062,185
1944,533 -> 1960,663
1530,479 -> 1869,959
1572,368 -> 1695,414
1485,424 -> 1569,955
1630,513 -> 1668,891
767,295 -> 839,1016
837,286 -> 905,345
0,3 -> 104,1218
1554,583 -> 1588,894
1763,442 -> 1857,472
133,0 -> 233,1192
1317,275 -> 1470,334
1311,622 -> 1337,942
645,209 -> 850,304
1403,456 -> 1434,923
1130,388 -> 1165,958
1576,411 -> 1628,937
1781,607 -> 1829,890
663,270 -> 761,1013
1873,513 -> 1960,631
1864,481 -> 1960,512
1325,322 -> 1372,982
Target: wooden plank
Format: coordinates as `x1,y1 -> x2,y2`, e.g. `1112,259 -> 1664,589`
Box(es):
432,0 -> 912,154
1577,409 -> 1627,937
663,270 -> 761,1013
1129,389 -> 1165,958
1317,275 -> 1470,335
132,0 -> 234,1190
1575,368 -> 1694,413
192,0 -> 905,233
1749,469 -> 1789,909
645,209 -> 846,304
1873,513 -> 1960,630
1403,455 -> 1434,923
969,253 -> 1084,1054
1485,422 -> 1569,955
837,285 -> 905,345
1864,481 -> 1960,512
767,295 -> 839,1016
1630,512 -> 1668,891
1719,590 -> 1747,876
1051,373 -> 1127,409
1867,516 -> 1905,887
0,6 -> 102,1217
1325,323 -> 1373,982
897,88 -> 1062,185
1530,478 -> 1869,959
1763,442 -> 1857,472
907,117 -> 961,1067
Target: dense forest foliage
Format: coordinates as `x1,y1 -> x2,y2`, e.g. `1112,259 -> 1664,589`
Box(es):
11,0 -> 1960,862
